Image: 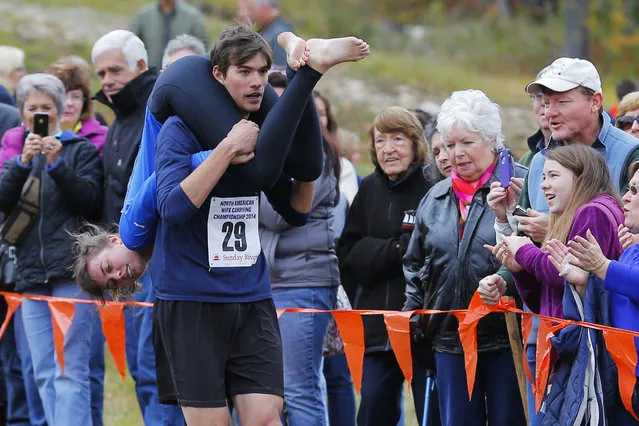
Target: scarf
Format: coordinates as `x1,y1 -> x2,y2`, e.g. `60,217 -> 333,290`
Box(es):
451,160 -> 497,226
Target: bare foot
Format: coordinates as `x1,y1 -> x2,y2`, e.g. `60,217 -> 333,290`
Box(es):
305,36 -> 370,74
277,32 -> 309,71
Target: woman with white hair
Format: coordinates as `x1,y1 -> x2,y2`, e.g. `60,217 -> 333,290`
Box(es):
403,89 -> 527,426
0,45 -> 26,96
0,73 -> 103,426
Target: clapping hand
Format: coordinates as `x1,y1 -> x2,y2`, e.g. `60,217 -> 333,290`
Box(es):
618,224 -> 639,251
546,239 -> 589,287
567,229 -> 611,279
484,237 -> 524,272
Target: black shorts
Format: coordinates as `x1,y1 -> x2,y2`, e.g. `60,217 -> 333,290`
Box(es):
153,298 -> 284,407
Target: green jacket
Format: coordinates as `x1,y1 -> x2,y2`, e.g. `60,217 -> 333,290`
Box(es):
130,2 -> 209,68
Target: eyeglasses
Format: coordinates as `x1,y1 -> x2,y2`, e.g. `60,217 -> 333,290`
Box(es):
617,115 -> 639,131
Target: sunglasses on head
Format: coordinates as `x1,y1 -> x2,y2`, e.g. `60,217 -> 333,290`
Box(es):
617,115 -> 639,131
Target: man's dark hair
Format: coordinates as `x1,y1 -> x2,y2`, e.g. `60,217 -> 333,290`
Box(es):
616,78 -> 639,102
268,71 -> 287,90
408,108 -> 433,129
209,25 -> 273,76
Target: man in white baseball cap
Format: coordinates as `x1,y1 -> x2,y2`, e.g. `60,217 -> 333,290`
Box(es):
525,57 -> 603,94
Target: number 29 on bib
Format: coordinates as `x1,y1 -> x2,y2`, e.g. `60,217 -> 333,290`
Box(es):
207,196 -> 261,268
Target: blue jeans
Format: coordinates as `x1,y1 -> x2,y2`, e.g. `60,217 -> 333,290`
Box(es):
13,307 -> 46,426
125,272 -> 184,426
434,350 -> 526,426
526,344 -> 541,426
323,353 -> 356,426
21,281 -> 94,425
0,302 -> 29,426
273,286 -> 337,426
89,310 -> 104,426
357,351 -> 427,426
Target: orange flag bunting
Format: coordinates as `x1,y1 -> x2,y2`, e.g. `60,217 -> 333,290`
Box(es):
332,311 -> 365,395
383,312 -> 414,388
0,295 -> 22,342
47,301 -> 76,377
98,303 -> 127,380
534,319 -> 567,413
457,292 -> 516,399
521,313 -> 533,384
602,329 -> 639,421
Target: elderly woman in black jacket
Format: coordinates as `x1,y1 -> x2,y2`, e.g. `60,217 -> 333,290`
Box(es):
0,73 -> 103,426
403,89 -> 526,426
337,106 -> 431,426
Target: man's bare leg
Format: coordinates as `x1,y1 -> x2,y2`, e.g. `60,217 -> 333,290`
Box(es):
182,406 -> 230,426
234,393 -> 283,426
277,31 -> 370,74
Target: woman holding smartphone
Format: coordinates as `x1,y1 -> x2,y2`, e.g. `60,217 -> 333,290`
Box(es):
0,73 -> 103,426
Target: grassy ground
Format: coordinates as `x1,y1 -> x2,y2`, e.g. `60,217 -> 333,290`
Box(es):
102,352 -> 422,426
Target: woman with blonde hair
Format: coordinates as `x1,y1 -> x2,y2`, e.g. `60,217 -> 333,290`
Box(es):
616,91 -> 639,139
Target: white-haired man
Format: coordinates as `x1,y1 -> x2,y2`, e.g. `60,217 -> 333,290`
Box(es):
237,0 -> 291,67
91,30 -> 184,425
0,46 -> 26,97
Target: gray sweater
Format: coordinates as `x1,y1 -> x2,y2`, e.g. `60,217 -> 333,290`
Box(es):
259,167 -> 340,289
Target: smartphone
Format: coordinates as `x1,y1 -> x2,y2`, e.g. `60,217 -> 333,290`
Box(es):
33,113 -> 49,137
497,148 -> 513,188
513,205 -> 528,217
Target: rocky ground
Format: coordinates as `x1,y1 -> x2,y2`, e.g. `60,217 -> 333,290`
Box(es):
1,0 -> 537,154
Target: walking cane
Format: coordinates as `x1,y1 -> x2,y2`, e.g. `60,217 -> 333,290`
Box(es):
422,369 -> 436,426
503,296 -> 530,425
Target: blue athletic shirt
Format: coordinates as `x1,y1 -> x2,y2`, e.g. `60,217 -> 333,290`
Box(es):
152,116 -> 307,302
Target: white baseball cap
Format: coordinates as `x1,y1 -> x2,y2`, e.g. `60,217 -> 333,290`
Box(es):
525,57 -> 602,94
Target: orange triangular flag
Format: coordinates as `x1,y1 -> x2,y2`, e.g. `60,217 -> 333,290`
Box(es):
383,312 -> 413,388
458,292 -> 494,399
0,295 -> 23,342
333,311 -> 365,395
98,303 -> 127,380
534,319 -> 567,413
48,301 -> 76,377
521,313 -> 533,384
602,329 -> 639,421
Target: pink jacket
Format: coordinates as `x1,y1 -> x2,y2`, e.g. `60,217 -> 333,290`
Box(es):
0,119 -> 108,173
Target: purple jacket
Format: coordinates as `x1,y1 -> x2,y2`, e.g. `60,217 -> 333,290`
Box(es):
75,119 -> 107,157
0,126 -> 26,174
0,120 -> 107,173
512,194 -> 624,318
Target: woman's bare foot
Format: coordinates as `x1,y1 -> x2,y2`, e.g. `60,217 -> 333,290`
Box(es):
305,37 -> 370,74
277,32 -> 309,70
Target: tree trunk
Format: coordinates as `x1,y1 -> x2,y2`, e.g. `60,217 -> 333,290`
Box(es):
563,0 -> 589,58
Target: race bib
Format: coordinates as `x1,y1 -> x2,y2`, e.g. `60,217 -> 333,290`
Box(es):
207,196 -> 260,268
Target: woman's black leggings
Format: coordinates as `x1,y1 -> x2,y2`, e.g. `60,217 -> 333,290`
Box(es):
149,55 -> 324,189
